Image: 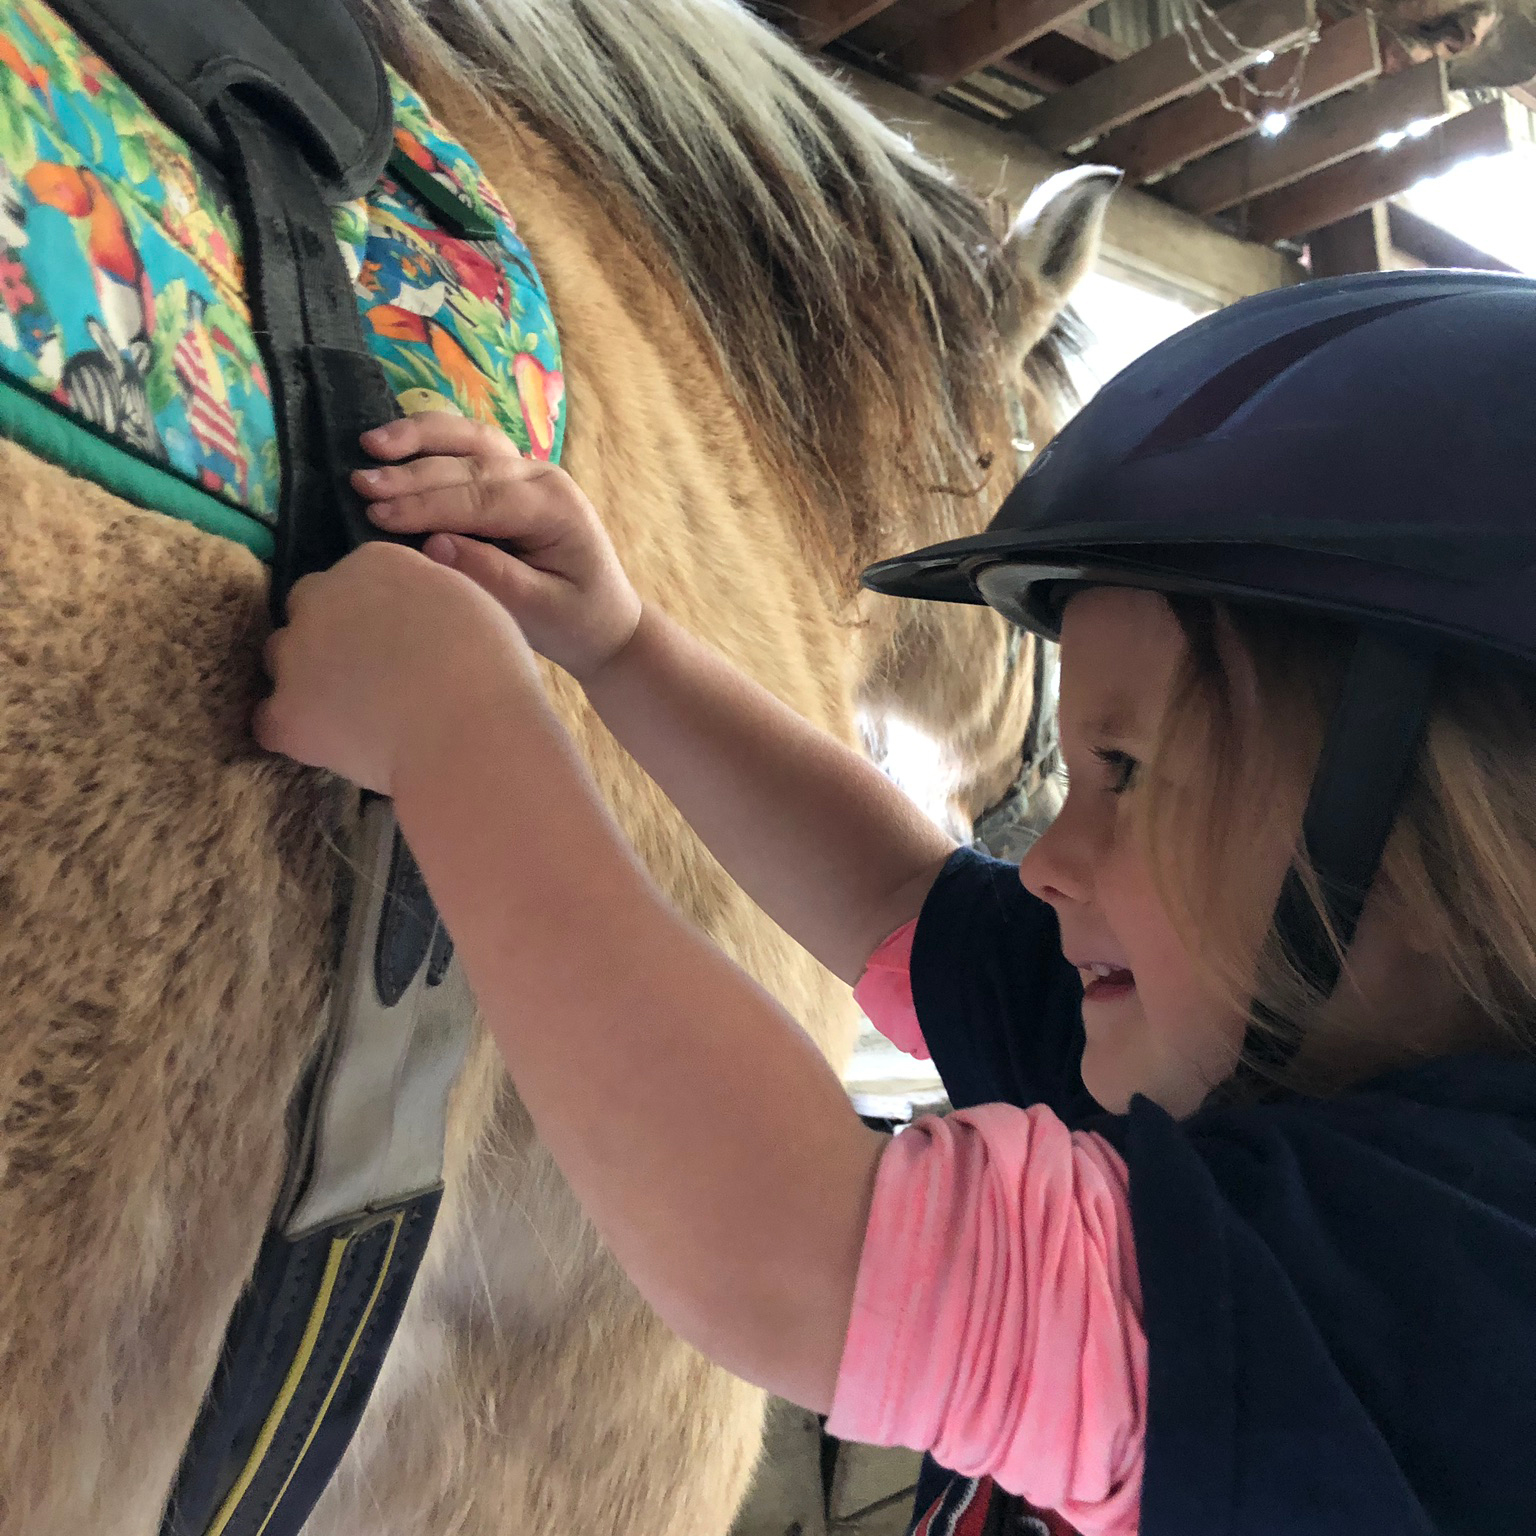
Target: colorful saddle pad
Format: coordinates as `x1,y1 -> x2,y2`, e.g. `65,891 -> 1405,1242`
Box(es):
0,0 -> 565,557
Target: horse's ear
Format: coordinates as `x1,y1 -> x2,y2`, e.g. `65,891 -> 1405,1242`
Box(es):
996,165 -> 1120,358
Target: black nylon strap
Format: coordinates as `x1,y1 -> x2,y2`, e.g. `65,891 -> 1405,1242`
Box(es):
208,94 -> 410,620
1243,631 -> 1437,1073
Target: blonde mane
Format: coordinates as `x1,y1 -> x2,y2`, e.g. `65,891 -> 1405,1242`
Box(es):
367,0 -> 1066,578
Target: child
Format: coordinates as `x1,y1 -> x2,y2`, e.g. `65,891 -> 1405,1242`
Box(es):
256,270 -> 1536,1536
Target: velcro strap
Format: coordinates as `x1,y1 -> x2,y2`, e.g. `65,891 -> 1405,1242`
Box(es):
208,93 -> 408,616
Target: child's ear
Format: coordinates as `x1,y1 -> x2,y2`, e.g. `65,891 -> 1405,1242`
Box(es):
994,165 -> 1120,364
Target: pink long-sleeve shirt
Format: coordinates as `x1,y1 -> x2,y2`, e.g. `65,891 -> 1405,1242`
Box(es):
835,922 -> 1147,1535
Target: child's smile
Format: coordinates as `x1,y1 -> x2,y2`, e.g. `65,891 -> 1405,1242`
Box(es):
1020,586 -> 1273,1115
1071,959 -> 1136,1006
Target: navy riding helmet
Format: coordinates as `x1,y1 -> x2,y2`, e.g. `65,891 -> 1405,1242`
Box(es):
863,268 -> 1536,1071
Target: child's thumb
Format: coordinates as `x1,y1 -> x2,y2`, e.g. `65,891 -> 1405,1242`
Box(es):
424,532 -> 535,613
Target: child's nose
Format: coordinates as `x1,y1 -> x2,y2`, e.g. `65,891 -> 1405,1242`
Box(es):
1018,806 -> 1091,909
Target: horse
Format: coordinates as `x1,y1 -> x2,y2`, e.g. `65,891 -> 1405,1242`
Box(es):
1361,0 -> 1536,85
0,1 -> 1111,1531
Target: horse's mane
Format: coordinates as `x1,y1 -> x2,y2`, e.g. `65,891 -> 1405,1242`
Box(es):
367,0 -> 1081,579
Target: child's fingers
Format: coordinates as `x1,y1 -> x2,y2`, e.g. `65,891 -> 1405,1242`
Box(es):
359,411 -> 521,464
352,453 -> 480,503
364,459 -> 568,545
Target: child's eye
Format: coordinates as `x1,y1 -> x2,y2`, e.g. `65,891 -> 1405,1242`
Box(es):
1092,747 -> 1140,794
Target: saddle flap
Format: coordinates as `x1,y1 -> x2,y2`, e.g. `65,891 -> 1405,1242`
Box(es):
44,0 -> 392,201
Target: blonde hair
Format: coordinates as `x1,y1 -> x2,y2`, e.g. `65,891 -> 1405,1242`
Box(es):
1141,595 -> 1536,1083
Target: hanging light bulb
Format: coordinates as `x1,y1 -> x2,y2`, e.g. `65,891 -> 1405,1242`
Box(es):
1260,111 -> 1290,137
1254,48 -> 1276,64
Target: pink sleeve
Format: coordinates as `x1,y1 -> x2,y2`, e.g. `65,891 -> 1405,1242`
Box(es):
852,919 -> 929,1060
826,1105 -> 1145,1536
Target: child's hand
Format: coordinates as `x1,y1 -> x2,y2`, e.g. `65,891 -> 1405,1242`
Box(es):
254,541 -> 536,794
354,413 -> 643,682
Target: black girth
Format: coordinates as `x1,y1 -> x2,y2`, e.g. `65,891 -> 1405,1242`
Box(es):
41,3 -> 467,1533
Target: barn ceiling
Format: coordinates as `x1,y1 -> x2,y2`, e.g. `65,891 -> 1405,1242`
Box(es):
762,0 -> 1532,251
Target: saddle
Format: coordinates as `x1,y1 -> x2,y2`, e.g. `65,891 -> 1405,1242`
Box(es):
32,3 -> 480,1532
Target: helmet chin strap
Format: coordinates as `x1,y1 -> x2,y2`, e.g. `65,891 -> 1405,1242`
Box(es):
1239,631 -> 1439,1082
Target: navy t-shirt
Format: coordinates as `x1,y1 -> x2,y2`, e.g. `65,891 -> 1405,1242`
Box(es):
905,846 -> 1536,1535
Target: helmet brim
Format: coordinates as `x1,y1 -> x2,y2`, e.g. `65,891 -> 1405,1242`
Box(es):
864,535 -> 1534,674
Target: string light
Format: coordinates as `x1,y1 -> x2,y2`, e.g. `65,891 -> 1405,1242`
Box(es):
1167,0 -> 1319,136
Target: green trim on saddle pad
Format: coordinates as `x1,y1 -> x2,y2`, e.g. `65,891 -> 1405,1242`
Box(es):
0,374 -> 275,559
0,0 -> 565,564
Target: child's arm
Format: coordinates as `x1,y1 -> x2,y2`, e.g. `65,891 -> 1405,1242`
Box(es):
255,544 -> 1146,1528
580,606 -> 953,982
254,541 -> 887,1408
353,414 -> 955,981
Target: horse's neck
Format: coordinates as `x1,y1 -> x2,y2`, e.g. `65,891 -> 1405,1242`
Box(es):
420,72 -> 1028,848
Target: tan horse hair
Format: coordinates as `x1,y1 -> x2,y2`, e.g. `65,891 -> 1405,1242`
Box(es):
365,0 -> 1093,828
0,3 -> 1107,1531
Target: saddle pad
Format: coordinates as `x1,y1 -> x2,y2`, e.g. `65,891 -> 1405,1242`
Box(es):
0,0 -> 565,555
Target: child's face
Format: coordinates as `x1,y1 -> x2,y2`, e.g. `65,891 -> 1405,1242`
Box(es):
1020,587 -> 1292,1116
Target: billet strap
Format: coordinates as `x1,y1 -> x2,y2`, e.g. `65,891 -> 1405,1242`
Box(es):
1243,631 -> 1438,1075
162,798 -> 476,1536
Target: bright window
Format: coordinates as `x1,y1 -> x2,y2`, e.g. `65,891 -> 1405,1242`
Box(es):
1067,269 -> 1211,396
1396,142 -> 1536,274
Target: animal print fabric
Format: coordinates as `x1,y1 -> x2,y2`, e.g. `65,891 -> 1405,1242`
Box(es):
0,0 -> 564,528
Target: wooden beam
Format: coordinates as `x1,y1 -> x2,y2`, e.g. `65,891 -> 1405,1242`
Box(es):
1096,15 -> 1380,184
994,55 -> 1069,95
898,0 -> 1100,96
845,70 -> 1302,305
1050,20 -> 1129,62
1006,30 -> 1121,91
1163,57 -> 1450,214
1017,0 -> 1317,153
783,0 -> 901,48
1242,99 -> 1514,243
1387,202 -> 1516,270
1308,205 -> 1390,274
1506,81 -> 1536,113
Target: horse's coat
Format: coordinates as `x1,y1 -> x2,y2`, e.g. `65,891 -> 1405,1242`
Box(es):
0,3 -> 1110,1531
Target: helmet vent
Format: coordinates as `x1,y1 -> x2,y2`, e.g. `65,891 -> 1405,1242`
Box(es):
1127,297 -> 1436,460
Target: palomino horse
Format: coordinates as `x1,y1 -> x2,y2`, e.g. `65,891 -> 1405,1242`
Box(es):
0,1 -> 1111,1531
